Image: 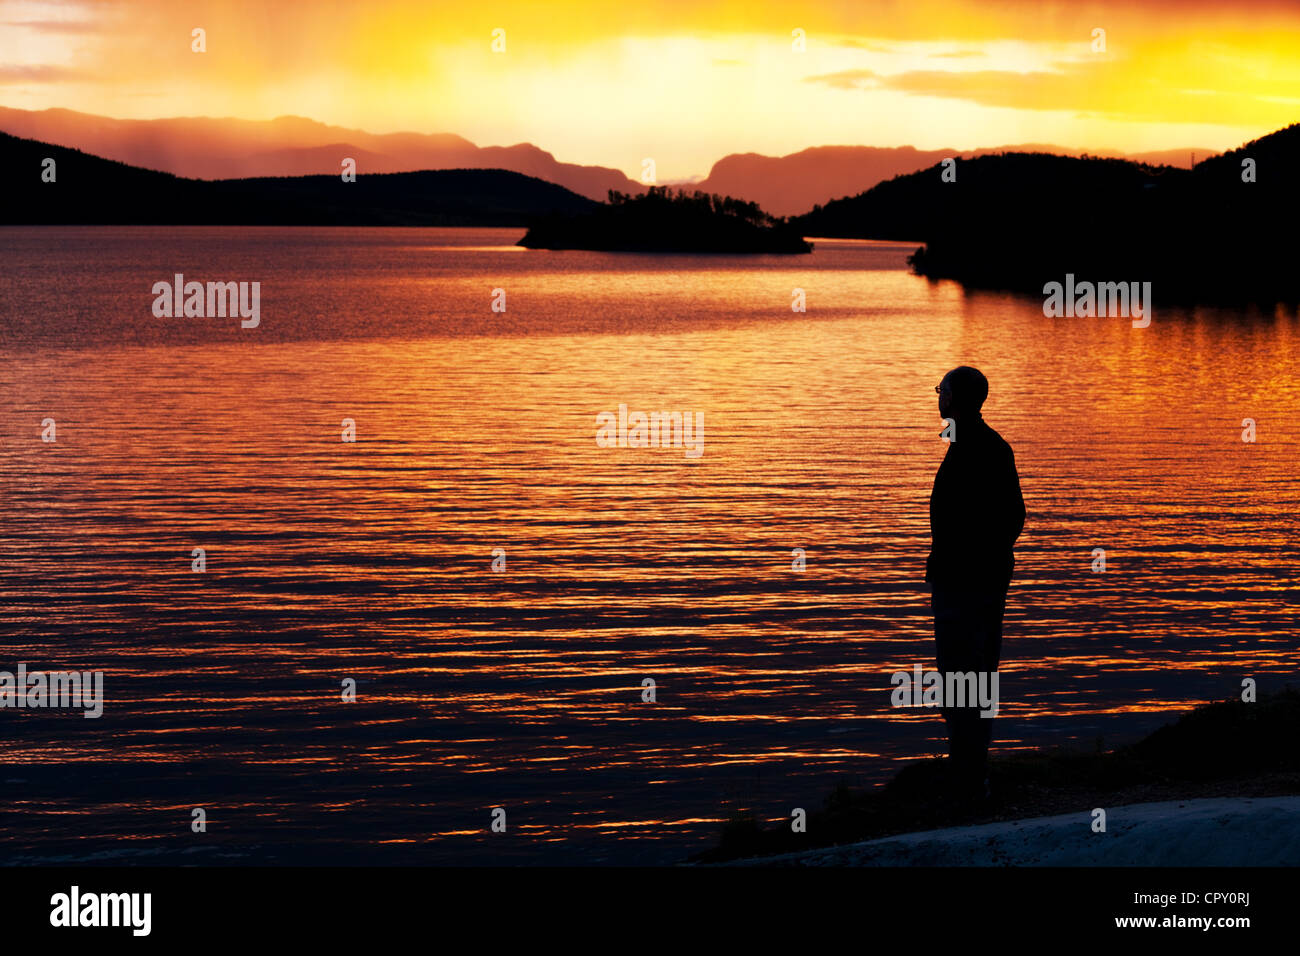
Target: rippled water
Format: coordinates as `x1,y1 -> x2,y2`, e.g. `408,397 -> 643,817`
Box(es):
1,226 -> 1297,864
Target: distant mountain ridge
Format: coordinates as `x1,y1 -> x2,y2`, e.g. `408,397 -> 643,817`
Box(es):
696,144 -> 1214,217
0,131 -> 597,226
0,106 -> 1213,216
0,106 -> 640,201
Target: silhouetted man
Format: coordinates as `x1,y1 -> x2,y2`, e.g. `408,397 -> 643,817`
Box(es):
927,366 -> 1025,806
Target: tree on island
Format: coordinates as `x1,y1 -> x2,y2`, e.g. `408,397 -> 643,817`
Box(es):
519,185 -> 812,253
605,186 -> 776,227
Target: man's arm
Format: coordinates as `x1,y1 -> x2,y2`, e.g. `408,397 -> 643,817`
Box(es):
1004,447 -> 1025,548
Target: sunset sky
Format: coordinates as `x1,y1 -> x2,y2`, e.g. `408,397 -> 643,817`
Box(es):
2,0 -> 1299,179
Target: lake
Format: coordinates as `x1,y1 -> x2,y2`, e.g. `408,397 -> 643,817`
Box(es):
0,226 -> 1296,864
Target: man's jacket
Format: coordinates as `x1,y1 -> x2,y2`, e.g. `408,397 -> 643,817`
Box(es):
926,416 -> 1025,591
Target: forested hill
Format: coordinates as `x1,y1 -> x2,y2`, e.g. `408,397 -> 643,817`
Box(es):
0,132 -> 597,226
791,123 -> 1300,303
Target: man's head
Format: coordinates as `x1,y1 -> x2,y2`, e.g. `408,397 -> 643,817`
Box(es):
936,365 -> 988,420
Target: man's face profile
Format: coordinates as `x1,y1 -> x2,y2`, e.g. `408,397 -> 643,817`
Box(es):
937,377 -> 954,419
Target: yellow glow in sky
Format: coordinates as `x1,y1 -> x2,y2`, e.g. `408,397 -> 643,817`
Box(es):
1,0 -> 1298,179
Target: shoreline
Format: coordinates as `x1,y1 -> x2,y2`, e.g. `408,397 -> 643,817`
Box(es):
694,689 -> 1300,865
717,796 -> 1300,866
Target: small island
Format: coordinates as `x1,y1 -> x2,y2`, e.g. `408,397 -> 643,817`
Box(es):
518,186 -> 813,253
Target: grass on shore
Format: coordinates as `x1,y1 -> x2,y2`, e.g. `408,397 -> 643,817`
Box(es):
692,687 -> 1300,864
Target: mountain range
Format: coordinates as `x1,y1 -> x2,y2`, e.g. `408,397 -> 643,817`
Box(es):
0,131 -> 596,226
0,106 -> 637,202
7,115 -> 1297,303
695,144 -> 1212,217
0,106 -> 1213,217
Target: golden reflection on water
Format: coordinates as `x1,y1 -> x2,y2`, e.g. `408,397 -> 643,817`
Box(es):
0,228 -> 1297,863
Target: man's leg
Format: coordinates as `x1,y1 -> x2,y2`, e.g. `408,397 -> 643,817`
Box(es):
932,587 -> 1007,799
971,589 -> 1006,779
932,588 -> 979,794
